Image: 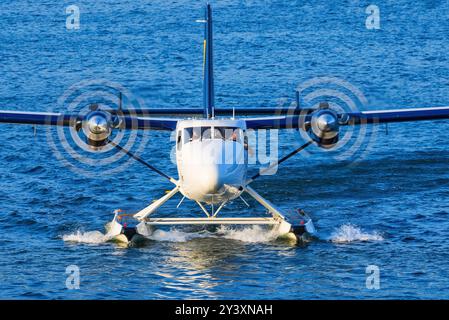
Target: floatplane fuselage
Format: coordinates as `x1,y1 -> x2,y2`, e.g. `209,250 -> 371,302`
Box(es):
176,119 -> 247,204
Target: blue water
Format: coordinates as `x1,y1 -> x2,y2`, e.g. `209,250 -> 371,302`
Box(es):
1,0 -> 449,299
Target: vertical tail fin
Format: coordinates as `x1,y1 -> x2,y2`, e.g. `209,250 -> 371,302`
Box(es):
203,3 -> 214,119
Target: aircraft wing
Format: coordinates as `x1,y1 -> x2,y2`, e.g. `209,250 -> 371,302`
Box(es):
121,116 -> 178,130
0,110 -> 178,131
4,106 -> 449,131
344,106 -> 449,124
0,110 -> 80,126
244,106 -> 449,130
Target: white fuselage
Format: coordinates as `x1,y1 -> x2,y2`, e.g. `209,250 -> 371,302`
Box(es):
175,119 -> 248,204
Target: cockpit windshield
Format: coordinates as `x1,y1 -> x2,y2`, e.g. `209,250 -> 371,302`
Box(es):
214,127 -> 242,141
184,127 -> 243,143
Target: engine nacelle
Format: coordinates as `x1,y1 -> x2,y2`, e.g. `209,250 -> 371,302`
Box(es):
307,108 -> 339,149
81,111 -> 113,150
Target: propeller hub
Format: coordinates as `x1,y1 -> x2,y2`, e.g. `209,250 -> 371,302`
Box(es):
88,114 -> 109,135
308,108 -> 339,148
81,111 -> 113,149
316,113 -> 338,133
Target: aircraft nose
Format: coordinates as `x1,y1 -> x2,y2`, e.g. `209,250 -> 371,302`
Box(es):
199,165 -> 224,194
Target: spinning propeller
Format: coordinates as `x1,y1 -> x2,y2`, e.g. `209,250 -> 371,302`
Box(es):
246,102 -> 342,186
71,95 -> 177,184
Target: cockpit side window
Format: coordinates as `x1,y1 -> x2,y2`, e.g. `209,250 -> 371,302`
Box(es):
183,128 -> 193,143
177,131 -> 182,150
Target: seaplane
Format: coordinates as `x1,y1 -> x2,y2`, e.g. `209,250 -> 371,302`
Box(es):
2,3 -> 449,245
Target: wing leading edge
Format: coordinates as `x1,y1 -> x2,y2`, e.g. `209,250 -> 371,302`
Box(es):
0,110 -> 179,131
245,106 -> 449,130
347,106 -> 449,124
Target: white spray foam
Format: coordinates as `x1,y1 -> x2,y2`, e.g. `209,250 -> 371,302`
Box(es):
329,224 -> 383,243
62,230 -> 108,244
135,225 -> 281,243
63,225 -> 284,245
148,229 -> 211,242
216,225 -> 280,243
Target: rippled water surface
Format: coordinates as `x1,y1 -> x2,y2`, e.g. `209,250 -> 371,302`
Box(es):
1,0 -> 449,299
